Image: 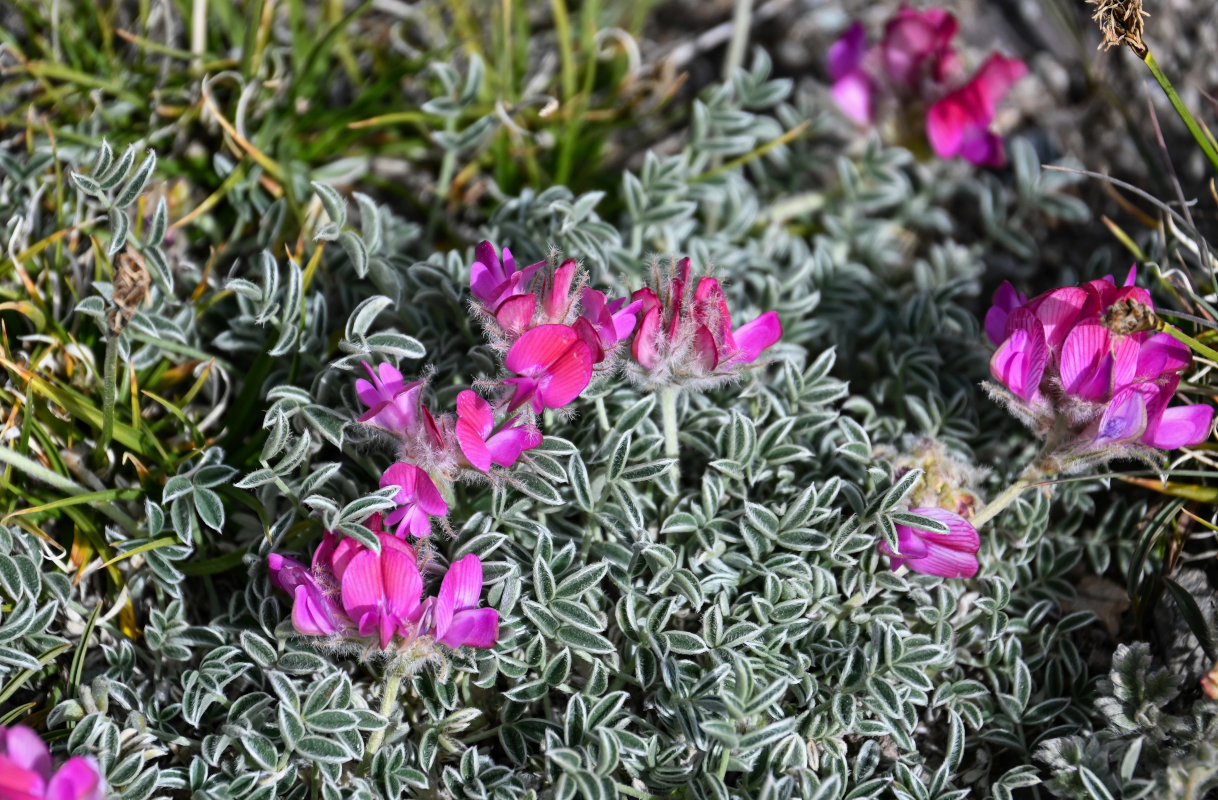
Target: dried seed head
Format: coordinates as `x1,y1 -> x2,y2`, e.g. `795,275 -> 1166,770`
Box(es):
108,248 -> 151,335
1088,0 -> 1149,56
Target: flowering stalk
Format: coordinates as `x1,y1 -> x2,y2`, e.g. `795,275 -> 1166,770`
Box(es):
361,655 -> 411,770
659,386 -> 680,485
969,463 -> 1043,529
1141,50 -> 1218,175
94,333 -> 120,465
1088,0 -> 1218,173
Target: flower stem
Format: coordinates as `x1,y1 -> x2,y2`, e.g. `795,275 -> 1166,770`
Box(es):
594,396 -> 610,432
659,386 -> 680,484
362,657 -> 409,770
1142,48 -> 1218,175
93,334 -> 120,467
971,463 -> 1045,530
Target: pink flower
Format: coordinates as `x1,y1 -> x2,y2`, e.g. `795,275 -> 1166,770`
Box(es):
575,287 -> 643,362
356,362 -> 423,434
503,324 -> 595,413
494,293 -> 537,338
470,240 -> 543,311
542,259 -> 579,323
983,281 -> 1029,347
268,523 -> 499,652
380,463 -> 449,538
455,390 -> 541,471
828,6 -> 1025,167
268,551 -> 347,636
0,725 -> 105,800
826,22 -> 872,124
625,258 -> 782,390
927,54 -> 1028,167
877,507 -> 979,579
429,554 -> 499,648
689,278 -> 783,369
339,533 -> 425,649
986,269 -> 1213,461
472,248 -> 589,349
879,6 -> 958,89
354,363 -> 451,468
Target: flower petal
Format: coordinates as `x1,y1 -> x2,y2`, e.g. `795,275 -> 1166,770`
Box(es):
0,726 -> 52,780
536,340 -> 593,408
1060,323 -> 1110,400
412,470 -> 448,518
1137,332 -> 1191,379
45,756 -> 105,800
892,527 -> 930,559
827,21 -> 868,80
380,462 -> 418,503
293,584 -> 339,636
445,554 -> 485,610
470,240 -> 505,305
966,53 -> 1027,117
1143,403 -> 1214,449
1095,385 -> 1148,445
495,293 -> 537,336
485,423 -> 540,468
456,391 -> 495,471
881,7 -> 957,88
1030,286 -> 1091,349
631,307 -> 662,370
691,325 -> 719,371
340,550 -> 383,621
456,390 -> 494,438
957,128 -> 1006,168
833,71 -> 874,126
990,310 -> 1046,401
436,608 -> 500,649
984,281 -> 1024,346
381,545 -> 423,623
905,507 -> 979,553
544,259 -> 578,321
572,316 -> 606,364
267,553 -> 311,595
505,324 -> 577,376
435,554 -> 486,641
730,311 -> 782,364
907,544 -> 979,579
0,754 -> 45,800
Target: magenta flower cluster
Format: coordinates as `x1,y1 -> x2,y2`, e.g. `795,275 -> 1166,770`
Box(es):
877,268 -> 1214,581
987,267 -> 1213,463
269,240 -> 784,656
471,242 -> 782,395
828,6 -> 1027,167
269,514 -> 497,652
0,725 -> 105,800
628,257 -> 783,391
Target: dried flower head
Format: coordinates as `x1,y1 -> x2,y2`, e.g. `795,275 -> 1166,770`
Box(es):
107,249 -> 151,335
1088,0 -> 1149,56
